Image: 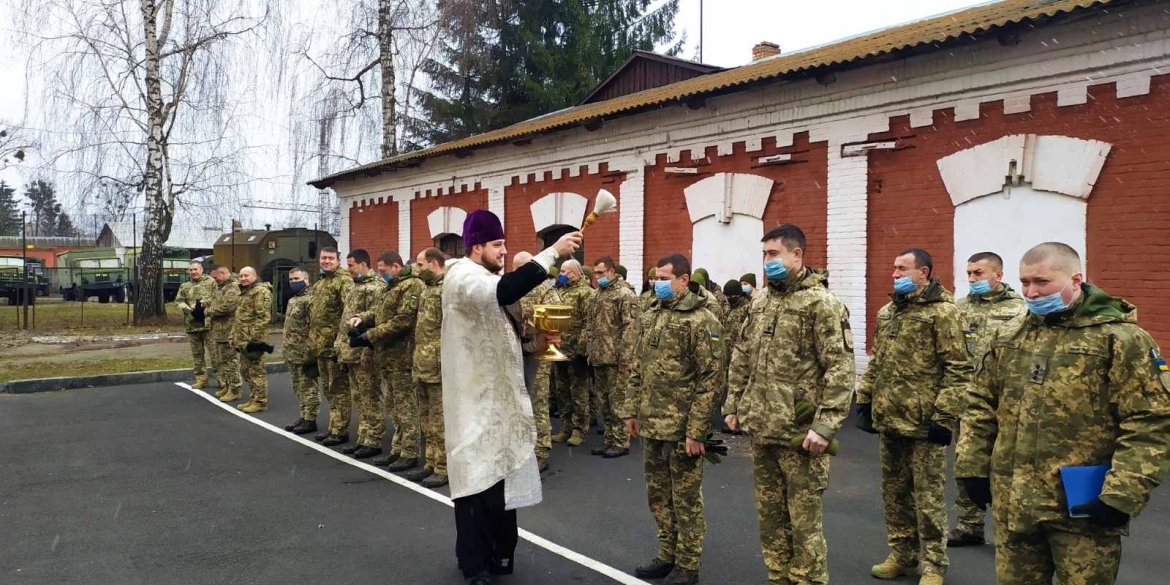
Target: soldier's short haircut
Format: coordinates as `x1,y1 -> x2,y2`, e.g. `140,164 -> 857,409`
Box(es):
762,223 -> 807,252
319,246 -> 339,259
289,266 -> 308,277
561,259 -> 583,276
208,263 -> 226,273
188,260 -> 204,268
347,248 -> 371,266
421,247 -> 445,265
379,250 -> 403,267
656,254 -> 691,279
1021,242 -> 1081,273
593,256 -> 617,271
616,264 -> 627,279
898,248 -> 933,278
967,252 -> 1004,270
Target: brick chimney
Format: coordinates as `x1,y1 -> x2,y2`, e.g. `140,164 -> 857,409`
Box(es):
752,41 -> 781,62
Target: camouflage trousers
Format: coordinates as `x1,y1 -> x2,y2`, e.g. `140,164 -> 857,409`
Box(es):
591,365 -> 629,448
993,520 -> 1121,585
554,357 -> 592,436
349,360 -> 384,447
418,381 -> 447,475
187,331 -> 211,378
952,420 -> 986,534
317,356 -> 351,436
285,350 -> 319,420
384,369 -> 420,459
752,441 -> 831,585
239,353 -> 267,405
212,342 -> 241,391
879,434 -> 948,573
643,438 -> 706,571
531,362 -> 552,460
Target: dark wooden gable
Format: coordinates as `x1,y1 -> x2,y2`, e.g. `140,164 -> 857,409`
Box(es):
581,51 -> 722,105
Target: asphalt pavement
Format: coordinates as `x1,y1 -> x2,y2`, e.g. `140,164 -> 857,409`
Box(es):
1,375 -> 1167,585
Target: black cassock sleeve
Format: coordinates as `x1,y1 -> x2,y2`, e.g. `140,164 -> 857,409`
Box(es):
497,261 -> 549,307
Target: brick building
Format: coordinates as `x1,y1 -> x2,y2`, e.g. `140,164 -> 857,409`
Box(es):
311,0 -> 1170,359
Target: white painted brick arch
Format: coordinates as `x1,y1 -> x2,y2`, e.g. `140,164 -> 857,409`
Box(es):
530,192 -> 588,234
427,206 -> 467,238
684,173 -> 774,289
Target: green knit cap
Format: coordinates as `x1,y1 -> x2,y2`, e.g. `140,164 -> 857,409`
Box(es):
692,268 -> 709,287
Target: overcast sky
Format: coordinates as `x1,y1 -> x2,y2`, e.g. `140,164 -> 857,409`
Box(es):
0,0 -> 989,228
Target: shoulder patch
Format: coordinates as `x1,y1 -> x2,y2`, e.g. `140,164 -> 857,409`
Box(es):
709,331 -> 722,342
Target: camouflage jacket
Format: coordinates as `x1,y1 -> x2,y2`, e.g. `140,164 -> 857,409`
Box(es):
175,275 -> 216,333
412,272 -> 444,383
308,268 -> 354,358
710,286 -> 731,324
557,277 -> 595,358
725,298 -> 751,352
231,281 -> 272,346
956,284 -> 1170,532
618,288 -> 724,442
725,268 -> 856,442
586,280 -> 638,366
514,282 -> 563,355
360,267 -> 426,372
639,290 -> 656,313
857,279 -> 971,437
957,283 -> 1026,360
206,276 -> 241,342
282,284 -> 313,364
335,272 -> 385,363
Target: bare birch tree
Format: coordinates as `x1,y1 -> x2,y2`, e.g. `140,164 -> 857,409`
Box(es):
0,124 -> 31,169
18,0 -> 271,321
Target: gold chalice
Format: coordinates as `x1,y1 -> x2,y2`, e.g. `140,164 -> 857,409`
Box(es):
534,304 -> 574,362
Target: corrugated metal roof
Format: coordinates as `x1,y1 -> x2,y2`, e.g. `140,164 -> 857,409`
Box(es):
102,222 -> 222,250
310,0 -> 1112,189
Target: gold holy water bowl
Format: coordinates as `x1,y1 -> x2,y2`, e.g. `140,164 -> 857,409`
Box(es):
533,304 -> 574,362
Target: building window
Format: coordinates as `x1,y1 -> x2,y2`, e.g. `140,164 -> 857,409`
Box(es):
436,233 -> 464,258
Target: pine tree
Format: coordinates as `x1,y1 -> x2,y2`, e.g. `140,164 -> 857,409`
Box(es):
23,180 -> 77,237
0,181 -> 21,236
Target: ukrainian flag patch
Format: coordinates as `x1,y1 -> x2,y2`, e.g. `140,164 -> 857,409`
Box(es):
709,332 -> 722,342
1153,348 -> 1169,372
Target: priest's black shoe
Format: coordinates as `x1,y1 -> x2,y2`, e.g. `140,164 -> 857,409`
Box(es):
372,453 -> 399,467
341,444 -> 361,455
284,418 -> 304,432
467,572 -> 491,585
635,558 -> 674,579
602,446 -> 630,458
590,446 -> 607,456
314,431 -> 329,442
404,467 -> 433,482
488,557 -> 514,576
321,434 -> 349,447
387,457 -> 418,472
353,446 -> 382,459
291,419 -> 317,435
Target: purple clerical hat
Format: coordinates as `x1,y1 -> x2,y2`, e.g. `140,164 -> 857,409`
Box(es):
462,209 -> 505,249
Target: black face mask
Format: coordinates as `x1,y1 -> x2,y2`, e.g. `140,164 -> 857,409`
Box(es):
290,280 -> 306,295
418,269 -> 435,284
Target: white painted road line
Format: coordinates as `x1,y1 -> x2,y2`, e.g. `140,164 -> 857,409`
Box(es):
176,382 -> 651,585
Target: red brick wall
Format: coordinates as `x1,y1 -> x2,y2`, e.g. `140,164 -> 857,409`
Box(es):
409,186 -> 488,256
864,75 -> 1170,349
348,199 -> 399,257
643,133 -> 829,270
503,166 -> 622,264
0,247 -> 85,267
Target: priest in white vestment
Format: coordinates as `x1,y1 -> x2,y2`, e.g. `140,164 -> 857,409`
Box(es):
442,209 -> 582,585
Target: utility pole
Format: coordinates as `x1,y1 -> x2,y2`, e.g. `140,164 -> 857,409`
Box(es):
698,0 -> 704,62
21,210 -> 28,330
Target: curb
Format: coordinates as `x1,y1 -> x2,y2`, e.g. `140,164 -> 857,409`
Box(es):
1,362 -> 290,394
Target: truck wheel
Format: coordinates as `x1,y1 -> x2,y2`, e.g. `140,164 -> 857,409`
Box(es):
114,288 -> 126,303
98,293 -> 110,304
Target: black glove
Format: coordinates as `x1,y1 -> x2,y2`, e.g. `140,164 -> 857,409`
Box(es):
348,332 -> 373,349
1071,499 -> 1130,528
191,300 -> 205,321
926,421 -> 953,446
703,432 -> 728,464
959,477 -> 992,510
245,341 -> 274,354
855,403 -> 877,434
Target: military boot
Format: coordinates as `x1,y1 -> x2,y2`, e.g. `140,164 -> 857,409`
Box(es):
353,446 -> 382,459
387,457 -> 418,472
663,567 -> 699,585
946,528 -> 985,547
372,452 -> 400,467
871,555 -> 917,580
191,376 -> 209,389
291,419 -> 318,435
214,387 -> 228,398
919,567 -> 944,585
218,389 -> 241,402
404,467 -> 433,482
566,432 -> 585,446
421,474 -> 448,488
537,457 -> 549,473
551,428 -> 570,443
240,402 -> 266,413
634,558 -> 674,579
284,418 -> 305,432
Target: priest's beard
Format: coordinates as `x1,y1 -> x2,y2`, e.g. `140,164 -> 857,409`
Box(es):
480,256 -> 504,273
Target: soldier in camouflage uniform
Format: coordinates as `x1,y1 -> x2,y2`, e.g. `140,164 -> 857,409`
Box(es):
333,249 -> 385,454
691,268 -> 730,324
308,247 -> 354,444
175,260 -> 217,389
281,267 -> 319,435
230,267 -> 272,413
856,248 -> 971,585
352,251 -> 425,468
551,259 -> 595,446
206,265 -> 242,402
724,225 -> 855,585
620,254 -> 723,585
947,251 -> 1026,547
405,247 -> 449,488
515,252 -> 562,472
586,256 -> 638,458
957,242 -> 1170,585
639,266 -> 657,313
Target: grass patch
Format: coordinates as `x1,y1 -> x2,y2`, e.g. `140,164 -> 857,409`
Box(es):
0,301 -> 184,334
0,356 -> 193,384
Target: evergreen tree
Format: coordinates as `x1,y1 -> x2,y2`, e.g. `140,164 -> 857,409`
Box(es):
0,181 -> 21,236
23,180 -> 77,237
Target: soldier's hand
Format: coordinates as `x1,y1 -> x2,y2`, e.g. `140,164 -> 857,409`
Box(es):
228,339 -> 236,350
802,429 -> 830,454
552,231 -> 584,258
625,418 -> 640,438
724,414 -> 740,432
534,331 -> 560,352
685,437 -> 706,458
347,316 -> 363,328
1071,499 -> 1130,528
959,477 -> 992,510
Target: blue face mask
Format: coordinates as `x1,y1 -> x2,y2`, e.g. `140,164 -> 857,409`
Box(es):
742,284 -> 753,294
893,276 -> 918,294
764,259 -> 788,282
598,277 -> 610,288
654,280 -> 675,300
1025,283 -> 1071,316
969,279 -> 991,295
289,280 -> 306,295
556,274 -> 569,286
382,273 -> 393,284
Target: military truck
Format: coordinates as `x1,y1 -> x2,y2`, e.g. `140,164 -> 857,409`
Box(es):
0,255 -> 37,305
57,248 -> 127,303
213,227 -> 336,316
125,247 -> 191,302
26,257 -> 50,296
